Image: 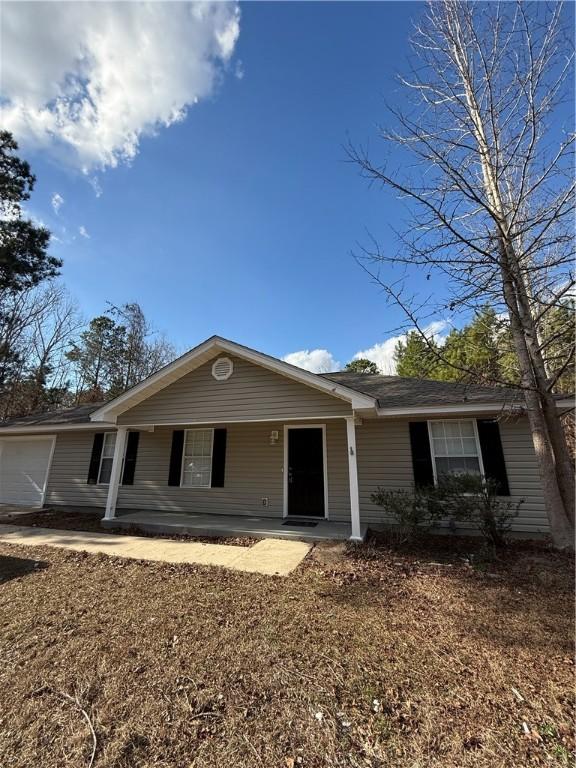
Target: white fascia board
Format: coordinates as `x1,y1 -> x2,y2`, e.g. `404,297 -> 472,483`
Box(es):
0,422 -> 117,435
376,398 -> 575,418
90,336 -> 376,422
376,403 -> 524,418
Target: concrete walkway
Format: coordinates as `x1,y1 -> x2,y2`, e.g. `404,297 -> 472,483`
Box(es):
0,525 -> 311,576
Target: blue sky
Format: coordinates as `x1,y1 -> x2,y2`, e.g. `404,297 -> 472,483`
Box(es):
0,2 -> 476,371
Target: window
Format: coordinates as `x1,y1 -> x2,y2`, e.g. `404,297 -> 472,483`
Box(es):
428,420 -> 483,481
181,429 -> 213,487
98,432 -> 117,484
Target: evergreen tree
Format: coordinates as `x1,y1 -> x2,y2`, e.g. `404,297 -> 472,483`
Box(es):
540,300 -> 575,395
67,316 -> 122,401
394,332 -> 440,378
345,358 -> 380,374
67,303 -> 176,402
0,131 -> 61,293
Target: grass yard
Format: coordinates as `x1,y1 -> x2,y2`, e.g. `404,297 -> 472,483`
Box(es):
0,534 -> 573,767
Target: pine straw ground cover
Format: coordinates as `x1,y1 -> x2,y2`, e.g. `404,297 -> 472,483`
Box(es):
0,536 -> 573,768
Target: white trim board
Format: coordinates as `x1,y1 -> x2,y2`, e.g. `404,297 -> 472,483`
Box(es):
377,399 -> 574,418
0,422 -> 117,435
283,424 -> 329,520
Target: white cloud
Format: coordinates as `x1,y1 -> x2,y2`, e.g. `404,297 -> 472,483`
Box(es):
283,349 -> 341,374
2,2 -> 240,171
354,336 -> 404,375
79,226 -> 90,239
87,176 -> 103,198
51,193 -> 64,214
354,320 -> 450,375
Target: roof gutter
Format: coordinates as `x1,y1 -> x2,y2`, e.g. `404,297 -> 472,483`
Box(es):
0,422 -> 117,435
376,398 -> 574,418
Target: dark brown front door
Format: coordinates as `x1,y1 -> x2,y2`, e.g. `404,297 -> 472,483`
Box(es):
287,428 -> 325,517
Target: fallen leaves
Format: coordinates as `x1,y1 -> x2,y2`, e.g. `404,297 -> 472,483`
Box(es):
0,533 -> 573,767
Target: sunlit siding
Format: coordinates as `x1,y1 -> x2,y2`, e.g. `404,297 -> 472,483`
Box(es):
44,414 -> 549,534
46,420 -> 350,519
116,356 -> 352,425
352,416 -> 549,533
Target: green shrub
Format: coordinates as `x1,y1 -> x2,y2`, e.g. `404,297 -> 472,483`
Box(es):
434,474 -> 522,546
371,475 -> 523,546
369,487 -> 444,542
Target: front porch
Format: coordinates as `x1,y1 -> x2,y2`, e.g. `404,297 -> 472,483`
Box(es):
103,510 -> 366,542
102,416 -> 365,541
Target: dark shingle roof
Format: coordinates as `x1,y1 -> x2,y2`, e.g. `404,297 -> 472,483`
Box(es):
320,372 -> 526,410
0,402 -> 105,428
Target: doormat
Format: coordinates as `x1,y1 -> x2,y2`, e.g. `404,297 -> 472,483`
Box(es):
282,520 -> 318,527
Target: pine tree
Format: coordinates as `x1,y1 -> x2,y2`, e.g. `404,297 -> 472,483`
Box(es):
394,332 -> 440,378
0,131 -> 61,294
345,358 -> 380,375
67,316 -> 121,401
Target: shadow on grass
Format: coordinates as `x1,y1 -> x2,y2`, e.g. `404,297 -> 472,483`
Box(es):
0,553 -> 48,585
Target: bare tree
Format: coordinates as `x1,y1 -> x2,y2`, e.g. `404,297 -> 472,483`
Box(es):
25,284 -> 82,411
0,283 -> 81,417
349,1 -> 575,547
107,302 -> 176,392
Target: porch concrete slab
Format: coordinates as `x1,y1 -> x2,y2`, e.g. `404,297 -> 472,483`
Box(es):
0,524 -> 310,576
106,511 -> 365,542
232,539 -> 312,576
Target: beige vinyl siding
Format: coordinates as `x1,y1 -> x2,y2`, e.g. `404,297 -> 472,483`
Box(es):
44,414 -> 549,534
117,356 -> 352,425
45,430 -> 109,508
353,416 -> 548,534
46,420 -> 350,519
118,424 -> 285,516
498,417 -> 547,534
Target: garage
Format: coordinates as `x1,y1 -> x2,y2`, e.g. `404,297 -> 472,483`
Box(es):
0,436 -> 55,506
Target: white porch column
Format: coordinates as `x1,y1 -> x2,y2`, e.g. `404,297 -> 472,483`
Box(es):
104,427 -> 127,520
345,416 -> 362,541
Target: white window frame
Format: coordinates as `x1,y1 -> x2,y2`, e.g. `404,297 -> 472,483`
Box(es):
98,432 -> 127,486
427,419 -> 485,485
180,428 -> 214,488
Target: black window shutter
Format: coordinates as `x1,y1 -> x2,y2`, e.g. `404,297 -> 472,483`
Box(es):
409,422 -> 434,488
476,419 -> 510,496
168,430 -> 185,486
211,428 -> 227,488
87,433 -> 104,484
122,431 -> 140,486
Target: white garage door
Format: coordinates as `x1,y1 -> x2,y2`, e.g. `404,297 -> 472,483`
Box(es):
0,437 -> 55,506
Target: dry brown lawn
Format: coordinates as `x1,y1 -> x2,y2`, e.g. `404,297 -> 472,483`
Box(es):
0,532 -> 573,767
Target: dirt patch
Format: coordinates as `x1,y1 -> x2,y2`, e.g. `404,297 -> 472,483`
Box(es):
0,508 -> 255,547
0,534 -> 573,767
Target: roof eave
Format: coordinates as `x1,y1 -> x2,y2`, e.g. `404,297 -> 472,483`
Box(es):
376,398 -> 574,418
0,421 -> 117,435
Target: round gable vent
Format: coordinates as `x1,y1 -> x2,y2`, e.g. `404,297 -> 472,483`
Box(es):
212,356 -> 234,381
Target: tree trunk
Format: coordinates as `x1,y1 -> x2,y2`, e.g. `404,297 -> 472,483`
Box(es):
499,250 -> 574,547
522,390 -> 574,548
502,238 -> 576,526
